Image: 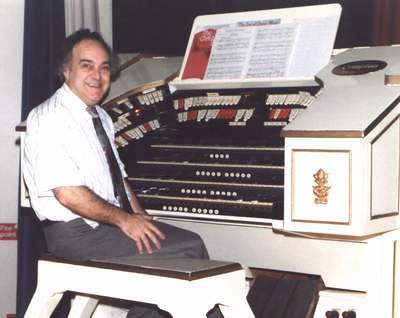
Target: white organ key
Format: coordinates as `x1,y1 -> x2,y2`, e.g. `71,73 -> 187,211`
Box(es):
289,108 -> 300,121
153,91 -> 160,103
243,108 -> 254,121
197,109 -> 207,121
157,90 -> 164,101
142,94 -> 150,105
234,109 -> 246,122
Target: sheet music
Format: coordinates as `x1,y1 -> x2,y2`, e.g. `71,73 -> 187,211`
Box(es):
205,27 -> 254,80
181,6 -> 341,81
204,23 -> 297,80
287,16 -> 339,76
246,24 -> 296,78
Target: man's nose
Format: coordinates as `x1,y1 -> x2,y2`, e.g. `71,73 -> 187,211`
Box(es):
91,67 -> 101,79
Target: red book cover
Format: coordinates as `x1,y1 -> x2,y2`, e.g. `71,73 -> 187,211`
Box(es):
181,29 -> 217,80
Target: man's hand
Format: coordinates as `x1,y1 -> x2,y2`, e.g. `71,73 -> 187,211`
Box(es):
119,213 -> 165,254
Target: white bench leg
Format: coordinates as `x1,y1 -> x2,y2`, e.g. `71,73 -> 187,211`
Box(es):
160,301 -> 210,318
68,295 -> 99,318
24,290 -> 64,318
219,302 -> 255,318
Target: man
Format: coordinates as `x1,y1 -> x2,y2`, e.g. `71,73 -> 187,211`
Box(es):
23,29 -> 211,317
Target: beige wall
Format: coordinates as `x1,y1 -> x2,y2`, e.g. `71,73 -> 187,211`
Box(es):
0,0 -> 25,316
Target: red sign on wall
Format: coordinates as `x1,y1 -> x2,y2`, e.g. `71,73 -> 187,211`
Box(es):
0,223 -> 17,240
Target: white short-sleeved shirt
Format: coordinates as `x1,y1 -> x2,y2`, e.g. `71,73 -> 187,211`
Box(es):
23,84 -> 129,227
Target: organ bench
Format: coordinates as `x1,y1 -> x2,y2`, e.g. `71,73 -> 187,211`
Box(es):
24,255 -> 253,318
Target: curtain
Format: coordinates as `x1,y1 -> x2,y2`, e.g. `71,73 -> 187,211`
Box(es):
64,0 -> 100,36
372,0 -> 400,45
18,0 -> 65,317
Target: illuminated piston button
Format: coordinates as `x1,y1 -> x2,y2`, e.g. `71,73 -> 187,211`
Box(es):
215,154 -> 219,159
200,171 -> 205,176
202,209 -> 208,214
210,190 -> 215,196
167,206 -> 172,211
162,206 -> 167,210
183,207 -> 188,212
173,206 -> 178,211
232,192 -> 238,197
216,191 -> 220,196
209,209 -> 214,214
202,190 -> 207,195
214,209 -> 220,214
235,173 -> 240,178
216,172 -> 221,177
211,172 -> 216,176
246,173 -> 251,178
209,154 -> 214,159
191,189 -> 196,194
230,172 -> 235,177
178,207 -> 183,212
241,173 -> 246,178
191,208 -> 196,213
224,172 -> 229,177
227,192 -> 232,196
197,208 -> 202,213
221,191 -> 226,196
181,189 -> 186,194
197,190 -> 202,194
206,171 -> 210,176
196,171 -> 200,176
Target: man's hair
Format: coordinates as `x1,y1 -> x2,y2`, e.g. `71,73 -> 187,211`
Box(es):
56,29 -> 120,81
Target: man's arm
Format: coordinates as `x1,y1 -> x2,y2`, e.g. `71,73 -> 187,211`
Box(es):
53,186 -> 165,254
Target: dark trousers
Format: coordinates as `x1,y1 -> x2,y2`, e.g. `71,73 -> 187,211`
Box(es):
42,218 -> 220,317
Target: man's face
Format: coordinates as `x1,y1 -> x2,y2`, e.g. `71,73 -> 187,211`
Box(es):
63,39 -> 111,106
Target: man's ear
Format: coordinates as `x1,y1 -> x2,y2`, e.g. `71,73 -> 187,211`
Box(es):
63,68 -> 70,82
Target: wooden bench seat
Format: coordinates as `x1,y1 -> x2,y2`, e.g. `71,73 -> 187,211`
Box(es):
24,255 -> 254,318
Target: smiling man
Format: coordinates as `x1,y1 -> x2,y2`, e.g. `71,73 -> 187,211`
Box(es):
63,39 -> 111,106
23,29 -> 212,318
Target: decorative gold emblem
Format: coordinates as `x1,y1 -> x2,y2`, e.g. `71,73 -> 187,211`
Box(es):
313,169 -> 331,204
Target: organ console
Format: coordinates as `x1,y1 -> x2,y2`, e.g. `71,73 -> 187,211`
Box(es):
17,4 -> 400,318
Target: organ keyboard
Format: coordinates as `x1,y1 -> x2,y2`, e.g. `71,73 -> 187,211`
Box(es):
110,85 -> 320,224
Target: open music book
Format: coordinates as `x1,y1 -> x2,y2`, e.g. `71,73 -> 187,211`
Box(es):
181,4 -> 341,82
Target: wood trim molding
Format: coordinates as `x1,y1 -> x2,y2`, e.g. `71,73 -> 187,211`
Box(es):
40,255 -> 242,281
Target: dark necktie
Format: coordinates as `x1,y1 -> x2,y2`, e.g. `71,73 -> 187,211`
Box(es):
87,107 -> 133,213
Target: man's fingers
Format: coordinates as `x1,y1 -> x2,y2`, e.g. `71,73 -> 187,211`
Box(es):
147,222 -> 166,240
145,230 -> 162,250
141,235 -> 153,254
135,239 -> 144,255
125,215 -> 167,254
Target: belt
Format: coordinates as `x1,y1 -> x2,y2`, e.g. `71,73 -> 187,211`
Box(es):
41,219 -> 60,228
